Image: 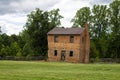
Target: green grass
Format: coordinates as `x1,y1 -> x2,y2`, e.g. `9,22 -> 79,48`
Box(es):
0,61 -> 120,80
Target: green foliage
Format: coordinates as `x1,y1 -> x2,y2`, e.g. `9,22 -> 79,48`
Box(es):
49,9 -> 63,27
110,0 -> 120,34
0,33 -> 23,57
71,7 -> 91,27
107,34 -> 120,58
91,5 -> 110,39
90,41 -> 99,58
0,0 -> 119,60
26,54 -> 32,60
1,33 -> 11,46
108,0 -> 120,58
16,51 -> 22,57
22,8 -> 63,57
0,45 -> 7,56
0,8 -> 63,59
22,43 -> 33,56
0,34 -> 2,49
10,42 -> 21,56
71,0 -> 120,59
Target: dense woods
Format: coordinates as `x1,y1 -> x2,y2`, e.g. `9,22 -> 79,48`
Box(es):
0,9 -> 63,59
0,0 -> 120,61
72,0 -> 120,60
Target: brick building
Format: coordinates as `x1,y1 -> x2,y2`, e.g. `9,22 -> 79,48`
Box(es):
47,23 -> 90,63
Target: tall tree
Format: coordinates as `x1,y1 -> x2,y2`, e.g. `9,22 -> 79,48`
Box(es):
91,5 -> 110,58
22,8 -> 63,57
10,42 -> 21,56
91,5 -> 110,39
71,5 -> 110,58
49,9 -> 63,28
110,0 -> 120,35
71,7 -> 91,27
107,0 -> 120,58
1,33 -> 11,46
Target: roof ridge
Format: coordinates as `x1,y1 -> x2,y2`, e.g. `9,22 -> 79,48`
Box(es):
48,27 -> 85,35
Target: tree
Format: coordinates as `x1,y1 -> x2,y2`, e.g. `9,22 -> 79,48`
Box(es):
10,42 -> 22,56
71,5 -> 111,58
71,7 -> 91,27
107,0 -> 120,58
91,5 -> 110,58
0,45 -> 7,57
22,43 -> 33,56
22,8 -> 63,57
110,0 -> 120,35
90,40 -> 99,61
49,9 -> 63,28
1,33 -> 11,46
91,5 -> 110,39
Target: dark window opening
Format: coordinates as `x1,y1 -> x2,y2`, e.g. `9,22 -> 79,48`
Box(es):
54,36 -> 58,42
70,36 -> 74,43
69,51 -> 73,57
54,50 -> 57,56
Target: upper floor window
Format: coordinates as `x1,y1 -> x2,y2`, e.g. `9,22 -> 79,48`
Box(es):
54,36 -> 58,42
70,36 -> 74,43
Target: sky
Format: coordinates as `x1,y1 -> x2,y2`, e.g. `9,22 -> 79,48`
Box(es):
0,0 -> 113,35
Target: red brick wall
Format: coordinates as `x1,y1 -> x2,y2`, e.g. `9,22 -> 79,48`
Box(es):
48,25 -> 90,63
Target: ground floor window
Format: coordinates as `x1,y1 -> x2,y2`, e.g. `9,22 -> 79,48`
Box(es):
69,51 -> 73,57
54,50 -> 57,56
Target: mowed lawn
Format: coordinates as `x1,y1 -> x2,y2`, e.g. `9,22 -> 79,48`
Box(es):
0,61 -> 120,80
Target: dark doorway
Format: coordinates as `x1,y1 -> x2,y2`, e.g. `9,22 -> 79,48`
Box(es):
61,50 -> 66,61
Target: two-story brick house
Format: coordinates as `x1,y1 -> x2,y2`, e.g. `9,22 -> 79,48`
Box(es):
47,23 -> 90,63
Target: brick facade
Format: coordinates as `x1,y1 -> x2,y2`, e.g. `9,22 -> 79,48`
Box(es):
47,23 -> 90,63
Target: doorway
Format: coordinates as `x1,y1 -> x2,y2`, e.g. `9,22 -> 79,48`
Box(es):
61,50 -> 66,61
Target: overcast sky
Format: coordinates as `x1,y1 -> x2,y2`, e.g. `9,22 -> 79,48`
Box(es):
0,0 -> 113,35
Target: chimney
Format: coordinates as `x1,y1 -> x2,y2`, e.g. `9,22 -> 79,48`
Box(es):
84,22 -> 90,63
84,23 -> 89,31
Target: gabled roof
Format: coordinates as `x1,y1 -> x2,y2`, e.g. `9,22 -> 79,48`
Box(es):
47,27 -> 85,35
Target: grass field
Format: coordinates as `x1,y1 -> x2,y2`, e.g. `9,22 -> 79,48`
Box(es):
0,61 -> 120,80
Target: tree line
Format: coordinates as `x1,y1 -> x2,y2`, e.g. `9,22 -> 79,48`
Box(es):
72,0 -> 120,60
0,9 -> 63,59
0,0 -> 120,60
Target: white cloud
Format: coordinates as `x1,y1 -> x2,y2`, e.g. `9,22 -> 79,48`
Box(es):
0,0 -> 113,35
8,0 -> 59,13
0,0 -> 59,14
0,21 -> 24,35
0,14 -> 27,35
51,0 -> 91,27
89,0 -> 113,5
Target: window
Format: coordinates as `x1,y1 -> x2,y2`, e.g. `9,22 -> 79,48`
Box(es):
70,36 -> 74,43
54,36 -> 58,42
54,50 -> 57,56
69,51 -> 73,57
